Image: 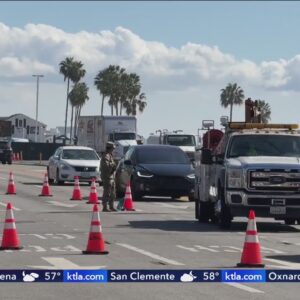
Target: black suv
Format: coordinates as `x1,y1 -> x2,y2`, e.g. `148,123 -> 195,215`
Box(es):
0,141 -> 13,164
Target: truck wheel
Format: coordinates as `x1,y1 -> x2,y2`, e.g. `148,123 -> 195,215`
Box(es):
217,188 -> 232,229
198,201 -> 210,223
284,218 -> 296,225
7,160 -> 12,165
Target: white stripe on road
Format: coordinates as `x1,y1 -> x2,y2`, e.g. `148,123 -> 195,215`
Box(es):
195,245 -> 219,253
116,243 -> 184,266
260,246 -> 285,254
226,283 -> 264,294
47,201 -> 78,208
0,177 -> 6,180
158,203 -> 189,209
264,258 -> 300,269
29,257 -> 106,269
0,202 -> 21,211
176,245 -> 198,252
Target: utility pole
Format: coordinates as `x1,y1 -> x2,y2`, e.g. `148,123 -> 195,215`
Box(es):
32,74 -> 44,142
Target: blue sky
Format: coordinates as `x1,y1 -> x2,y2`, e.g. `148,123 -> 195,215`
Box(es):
0,1 -> 300,136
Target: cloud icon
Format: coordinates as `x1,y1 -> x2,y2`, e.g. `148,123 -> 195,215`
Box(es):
22,272 -> 39,282
180,271 -> 197,282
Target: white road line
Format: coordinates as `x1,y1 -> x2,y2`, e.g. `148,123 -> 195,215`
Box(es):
117,243 -> 184,266
264,258 -> 300,269
158,203 -> 189,209
0,202 -> 21,211
34,185 -> 42,188
176,245 -> 198,252
195,245 -> 219,253
0,177 -> 6,180
225,246 -> 242,252
47,201 -> 77,208
226,283 -> 264,294
28,257 -> 106,269
260,246 -> 285,254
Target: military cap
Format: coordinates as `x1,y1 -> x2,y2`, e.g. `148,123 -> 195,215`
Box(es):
106,141 -> 115,149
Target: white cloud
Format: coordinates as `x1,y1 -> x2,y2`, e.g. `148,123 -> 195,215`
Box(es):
0,22 -> 300,135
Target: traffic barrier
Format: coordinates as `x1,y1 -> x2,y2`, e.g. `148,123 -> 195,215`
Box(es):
123,183 -> 135,211
70,176 -> 82,200
16,153 -> 20,161
0,203 -> 23,250
6,172 -> 16,195
87,178 -> 100,204
82,204 -> 109,255
237,210 -> 265,267
12,153 -> 16,161
39,173 -> 53,197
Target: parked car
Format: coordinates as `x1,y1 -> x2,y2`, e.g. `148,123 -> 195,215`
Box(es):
47,146 -> 101,185
115,145 -> 195,201
0,140 -> 13,164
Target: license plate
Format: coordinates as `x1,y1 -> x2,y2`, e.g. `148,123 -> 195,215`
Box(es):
270,206 -> 286,215
81,172 -> 90,178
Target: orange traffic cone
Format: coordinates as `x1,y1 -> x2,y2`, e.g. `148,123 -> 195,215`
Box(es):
123,183 -> 135,211
0,203 -> 23,250
82,204 -> 109,255
6,172 -> 16,195
39,173 -> 53,197
87,179 -> 100,204
70,176 -> 82,200
237,210 -> 264,267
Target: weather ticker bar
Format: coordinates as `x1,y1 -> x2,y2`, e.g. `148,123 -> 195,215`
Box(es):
0,270 -> 300,283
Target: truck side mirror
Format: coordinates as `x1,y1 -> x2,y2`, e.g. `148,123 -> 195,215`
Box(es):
201,148 -> 213,164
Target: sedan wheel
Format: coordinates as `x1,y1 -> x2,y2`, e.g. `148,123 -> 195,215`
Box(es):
56,169 -> 64,185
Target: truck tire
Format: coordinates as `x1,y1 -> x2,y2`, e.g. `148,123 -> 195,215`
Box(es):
198,201 -> 210,223
284,218 -> 296,225
217,187 -> 232,229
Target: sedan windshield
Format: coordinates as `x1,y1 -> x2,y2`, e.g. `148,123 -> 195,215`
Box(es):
137,148 -> 189,164
62,149 -> 99,160
228,135 -> 300,158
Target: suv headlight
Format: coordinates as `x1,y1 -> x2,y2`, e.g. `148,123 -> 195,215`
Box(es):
137,170 -> 154,178
187,173 -> 195,179
227,169 -> 243,188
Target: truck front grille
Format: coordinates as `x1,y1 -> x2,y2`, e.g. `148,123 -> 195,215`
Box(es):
248,169 -> 300,192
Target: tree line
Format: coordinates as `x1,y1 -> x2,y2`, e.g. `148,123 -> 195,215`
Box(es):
220,83 -> 271,123
59,57 -> 147,142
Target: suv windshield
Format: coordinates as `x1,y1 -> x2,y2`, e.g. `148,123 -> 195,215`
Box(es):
166,135 -> 196,146
137,147 -> 189,164
62,149 -> 99,160
228,135 -> 300,158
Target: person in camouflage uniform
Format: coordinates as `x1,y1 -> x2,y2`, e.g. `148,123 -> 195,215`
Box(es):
100,142 -> 117,212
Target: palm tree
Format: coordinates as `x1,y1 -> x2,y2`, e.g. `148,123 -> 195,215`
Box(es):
69,61 -> 86,141
68,82 -> 89,140
59,57 -> 75,139
255,100 -> 271,123
220,83 -> 245,122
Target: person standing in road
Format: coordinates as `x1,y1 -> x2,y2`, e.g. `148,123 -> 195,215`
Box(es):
100,142 -> 117,212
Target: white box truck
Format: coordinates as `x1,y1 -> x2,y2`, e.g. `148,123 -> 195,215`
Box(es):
77,116 -> 137,161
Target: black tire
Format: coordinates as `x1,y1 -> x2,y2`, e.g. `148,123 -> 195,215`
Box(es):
217,187 -> 232,229
56,169 -> 64,185
188,194 -> 195,202
7,160 -> 12,165
131,178 -> 142,201
1,161 -> 5,164
198,201 -> 210,223
284,218 -> 296,225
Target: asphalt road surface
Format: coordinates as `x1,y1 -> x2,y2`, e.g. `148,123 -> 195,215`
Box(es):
0,163 -> 299,299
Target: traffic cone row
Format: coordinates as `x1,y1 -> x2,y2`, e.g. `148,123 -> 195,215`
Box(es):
6,172 -> 16,195
82,204 -> 108,254
12,153 -> 20,161
70,176 -> 82,200
237,210 -> 264,268
0,203 -> 22,250
87,178 -> 100,204
39,173 -> 52,197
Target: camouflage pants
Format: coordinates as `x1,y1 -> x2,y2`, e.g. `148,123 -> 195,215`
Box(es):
102,179 -> 116,209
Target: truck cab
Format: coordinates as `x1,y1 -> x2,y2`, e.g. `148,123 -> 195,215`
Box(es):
195,122 -> 300,228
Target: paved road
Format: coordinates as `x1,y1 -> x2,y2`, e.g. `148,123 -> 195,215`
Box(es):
0,164 -> 299,299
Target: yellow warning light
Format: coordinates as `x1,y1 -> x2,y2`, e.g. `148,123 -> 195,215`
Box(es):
228,123 -> 299,130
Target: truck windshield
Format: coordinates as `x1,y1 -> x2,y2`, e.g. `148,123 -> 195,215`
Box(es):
166,135 -> 196,146
114,133 -> 136,141
228,135 -> 300,158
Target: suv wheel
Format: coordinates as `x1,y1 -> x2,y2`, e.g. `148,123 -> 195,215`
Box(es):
284,218 -> 296,225
131,179 -> 142,201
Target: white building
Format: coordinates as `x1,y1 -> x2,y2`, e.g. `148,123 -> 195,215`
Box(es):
0,113 -> 47,143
